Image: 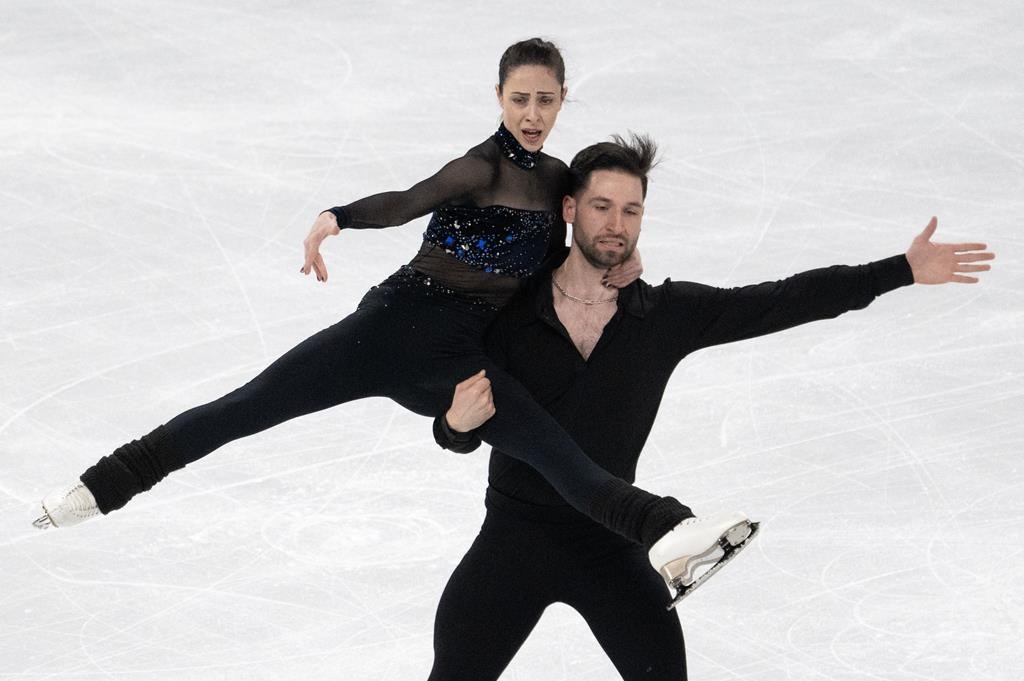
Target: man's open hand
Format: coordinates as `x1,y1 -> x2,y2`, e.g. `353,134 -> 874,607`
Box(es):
906,217 -> 995,284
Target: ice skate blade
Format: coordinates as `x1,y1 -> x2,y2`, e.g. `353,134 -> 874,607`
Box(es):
32,513 -> 54,530
657,518 -> 755,585
665,521 -> 760,610
659,543 -> 724,585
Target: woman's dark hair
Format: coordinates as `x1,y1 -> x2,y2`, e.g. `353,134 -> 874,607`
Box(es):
498,38 -> 566,92
569,133 -> 659,198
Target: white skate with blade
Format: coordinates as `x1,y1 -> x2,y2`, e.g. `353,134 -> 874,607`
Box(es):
648,511 -> 759,609
32,482 -> 100,530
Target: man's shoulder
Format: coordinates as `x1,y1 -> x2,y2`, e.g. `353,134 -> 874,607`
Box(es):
491,274 -> 716,323
629,276 -> 715,310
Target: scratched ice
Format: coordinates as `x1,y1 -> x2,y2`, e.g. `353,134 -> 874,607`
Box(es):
2,1 -> 1022,680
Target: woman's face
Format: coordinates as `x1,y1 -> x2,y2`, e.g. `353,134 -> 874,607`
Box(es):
496,65 -> 566,153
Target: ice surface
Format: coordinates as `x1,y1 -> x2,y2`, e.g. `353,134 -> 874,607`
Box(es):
2,1 -> 1022,679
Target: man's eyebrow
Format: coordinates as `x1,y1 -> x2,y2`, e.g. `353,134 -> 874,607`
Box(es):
588,195 -> 644,209
510,90 -> 558,95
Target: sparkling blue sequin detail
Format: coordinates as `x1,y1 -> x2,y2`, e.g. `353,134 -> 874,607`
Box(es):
424,205 -> 553,278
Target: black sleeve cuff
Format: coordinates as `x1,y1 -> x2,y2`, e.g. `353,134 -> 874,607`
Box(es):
432,415 -> 483,454
320,206 -> 351,229
869,254 -> 915,296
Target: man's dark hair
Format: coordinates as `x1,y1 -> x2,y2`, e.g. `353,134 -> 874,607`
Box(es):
569,133 -> 659,198
498,38 -> 566,92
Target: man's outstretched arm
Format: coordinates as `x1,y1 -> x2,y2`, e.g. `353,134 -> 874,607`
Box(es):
675,217 -> 994,351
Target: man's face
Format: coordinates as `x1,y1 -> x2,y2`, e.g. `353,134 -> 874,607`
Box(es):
563,169 -> 644,268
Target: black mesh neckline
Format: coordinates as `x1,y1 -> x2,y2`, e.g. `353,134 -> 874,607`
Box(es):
493,122 -> 538,170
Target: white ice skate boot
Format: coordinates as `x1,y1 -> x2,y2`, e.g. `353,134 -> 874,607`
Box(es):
32,482 -> 100,530
648,511 -> 759,609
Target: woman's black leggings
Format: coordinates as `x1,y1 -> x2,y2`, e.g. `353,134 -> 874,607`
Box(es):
429,489 -> 687,680
81,267 -> 687,543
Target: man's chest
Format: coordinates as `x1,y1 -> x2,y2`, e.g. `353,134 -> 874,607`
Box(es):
552,298 -> 618,360
500,303 -> 651,403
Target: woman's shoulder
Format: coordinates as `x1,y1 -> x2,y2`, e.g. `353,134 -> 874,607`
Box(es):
537,152 -> 570,192
430,138 -> 500,188
446,137 -> 501,173
537,152 -> 570,178
537,151 -> 568,169
465,136 -> 567,172
447,137 -> 567,187
465,136 -> 501,162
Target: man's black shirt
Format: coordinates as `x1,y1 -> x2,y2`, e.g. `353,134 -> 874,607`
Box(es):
435,255 -> 915,507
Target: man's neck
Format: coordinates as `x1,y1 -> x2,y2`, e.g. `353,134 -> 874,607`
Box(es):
551,249 -> 613,302
549,249 -> 619,360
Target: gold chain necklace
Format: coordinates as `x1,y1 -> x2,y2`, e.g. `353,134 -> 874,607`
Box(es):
551,276 -> 619,305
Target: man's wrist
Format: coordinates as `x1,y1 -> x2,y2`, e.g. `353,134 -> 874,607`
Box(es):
432,415 -> 482,454
871,253 -> 916,295
441,413 -> 475,442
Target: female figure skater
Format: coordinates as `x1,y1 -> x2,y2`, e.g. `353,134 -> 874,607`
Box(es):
35,38 -> 756,605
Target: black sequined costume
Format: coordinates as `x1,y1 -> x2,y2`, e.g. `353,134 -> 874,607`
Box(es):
79,125 -> 691,548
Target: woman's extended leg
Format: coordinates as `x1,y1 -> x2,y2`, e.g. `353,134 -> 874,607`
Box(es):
49,270 -> 688,549
78,295 -> 395,514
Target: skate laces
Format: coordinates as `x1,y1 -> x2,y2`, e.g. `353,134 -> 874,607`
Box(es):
62,484 -> 100,518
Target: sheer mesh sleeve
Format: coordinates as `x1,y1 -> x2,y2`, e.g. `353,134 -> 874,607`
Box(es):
324,135 -> 573,304
328,153 -> 496,230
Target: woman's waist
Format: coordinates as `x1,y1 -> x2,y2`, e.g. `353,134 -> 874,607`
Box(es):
422,206 -> 551,279
407,241 -> 524,307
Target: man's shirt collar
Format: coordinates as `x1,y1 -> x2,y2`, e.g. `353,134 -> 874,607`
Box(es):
532,272 -> 647,322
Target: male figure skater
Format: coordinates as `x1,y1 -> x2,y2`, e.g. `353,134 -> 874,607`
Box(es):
427,134 -> 993,680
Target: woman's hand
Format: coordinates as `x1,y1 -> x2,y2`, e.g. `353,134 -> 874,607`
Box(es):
301,211 -> 341,282
602,247 -> 643,289
445,370 -> 495,433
